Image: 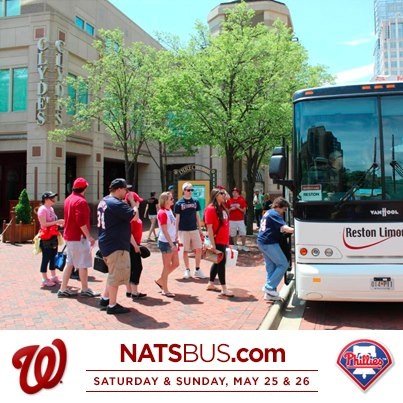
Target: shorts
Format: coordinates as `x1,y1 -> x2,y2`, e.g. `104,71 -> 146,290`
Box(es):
104,250 -> 130,287
148,214 -> 157,220
158,241 -> 177,254
178,230 -> 203,252
65,239 -> 92,269
230,220 -> 247,237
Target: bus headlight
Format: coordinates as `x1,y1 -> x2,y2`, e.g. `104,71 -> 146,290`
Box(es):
324,248 -> 333,257
311,248 -> 320,256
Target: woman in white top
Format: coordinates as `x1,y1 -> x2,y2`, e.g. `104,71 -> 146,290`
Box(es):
155,192 -> 179,297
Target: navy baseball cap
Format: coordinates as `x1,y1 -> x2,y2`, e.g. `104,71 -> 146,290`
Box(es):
109,178 -> 132,190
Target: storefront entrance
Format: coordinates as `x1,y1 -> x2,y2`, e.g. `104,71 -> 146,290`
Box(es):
0,152 -> 26,222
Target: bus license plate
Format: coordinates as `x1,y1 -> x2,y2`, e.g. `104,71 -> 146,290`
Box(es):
371,277 -> 393,290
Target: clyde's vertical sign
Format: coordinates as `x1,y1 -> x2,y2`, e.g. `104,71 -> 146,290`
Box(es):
36,37 -> 49,125
36,38 -> 65,126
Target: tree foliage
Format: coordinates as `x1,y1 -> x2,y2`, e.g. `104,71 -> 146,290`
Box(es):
15,189 -> 32,224
155,2 -> 333,232
49,29 -> 161,185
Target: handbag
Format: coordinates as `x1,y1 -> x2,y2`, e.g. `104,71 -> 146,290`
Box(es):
93,249 -> 108,273
202,248 -> 223,264
139,245 -> 151,259
55,245 -> 67,271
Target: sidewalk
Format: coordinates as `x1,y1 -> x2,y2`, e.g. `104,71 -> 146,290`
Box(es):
0,229 -> 281,330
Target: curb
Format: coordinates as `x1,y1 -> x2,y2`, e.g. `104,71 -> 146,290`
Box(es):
258,280 -> 295,330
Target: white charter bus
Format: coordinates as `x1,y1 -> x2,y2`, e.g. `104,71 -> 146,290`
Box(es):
269,82 -> 403,301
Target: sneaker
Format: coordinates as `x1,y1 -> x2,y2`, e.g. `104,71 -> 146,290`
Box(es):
194,269 -> 207,279
42,279 -> 56,287
51,276 -> 61,284
183,269 -> 191,279
241,246 -> 249,252
264,292 -> 282,301
80,288 -> 101,297
132,292 -> 147,300
266,290 -> 280,298
99,298 -> 109,311
57,289 -> 78,298
106,303 -> 130,315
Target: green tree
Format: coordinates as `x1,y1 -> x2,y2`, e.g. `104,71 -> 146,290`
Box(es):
15,189 -> 32,224
50,29 -> 162,186
156,3 -> 333,232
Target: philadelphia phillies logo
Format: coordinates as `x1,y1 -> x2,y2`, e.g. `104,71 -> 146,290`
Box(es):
337,339 -> 392,391
12,338 -> 67,394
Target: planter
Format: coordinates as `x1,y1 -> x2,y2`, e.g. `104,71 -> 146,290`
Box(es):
2,220 -> 37,243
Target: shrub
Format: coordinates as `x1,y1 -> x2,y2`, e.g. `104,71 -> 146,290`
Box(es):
14,189 -> 32,224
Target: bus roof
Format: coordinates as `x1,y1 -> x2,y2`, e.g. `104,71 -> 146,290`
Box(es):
293,81 -> 403,102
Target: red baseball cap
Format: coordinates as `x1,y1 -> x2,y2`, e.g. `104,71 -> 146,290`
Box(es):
73,177 -> 88,190
232,187 -> 240,192
125,191 -> 143,203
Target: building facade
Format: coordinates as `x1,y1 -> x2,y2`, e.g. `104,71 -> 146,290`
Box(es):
0,0 -> 225,222
0,0 -> 292,223
374,0 -> 403,79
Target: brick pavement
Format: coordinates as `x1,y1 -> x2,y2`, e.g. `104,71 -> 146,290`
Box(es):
0,229 -> 278,330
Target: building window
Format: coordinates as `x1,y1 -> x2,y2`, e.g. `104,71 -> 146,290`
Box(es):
75,16 -> 84,29
75,15 -> 95,36
0,0 -> 20,17
0,67 -> 27,112
85,22 -> 94,36
67,73 -> 88,115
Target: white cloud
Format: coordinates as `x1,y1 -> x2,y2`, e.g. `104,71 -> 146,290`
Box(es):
335,63 -> 374,85
341,36 -> 374,46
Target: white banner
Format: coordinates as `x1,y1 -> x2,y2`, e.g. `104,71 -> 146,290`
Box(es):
0,331 -> 398,401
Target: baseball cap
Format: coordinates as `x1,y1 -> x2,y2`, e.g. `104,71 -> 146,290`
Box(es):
109,178 -> 132,190
41,191 -> 57,201
125,191 -> 144,203
72,177 -> 88,190
168,185 -> 174,191
232,187 -> 240,192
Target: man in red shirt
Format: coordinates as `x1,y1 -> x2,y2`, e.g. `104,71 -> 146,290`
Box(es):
226,188 -> 249,251
58,177 -> 98,298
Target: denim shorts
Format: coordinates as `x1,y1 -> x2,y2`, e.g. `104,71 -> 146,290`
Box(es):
158,241 -> 176,254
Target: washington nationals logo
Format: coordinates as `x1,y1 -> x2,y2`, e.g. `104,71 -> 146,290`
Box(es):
12,338 -> 67,394
337,339 -> 392,391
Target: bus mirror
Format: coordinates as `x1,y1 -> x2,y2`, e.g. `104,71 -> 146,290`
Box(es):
269,147 -> 287,180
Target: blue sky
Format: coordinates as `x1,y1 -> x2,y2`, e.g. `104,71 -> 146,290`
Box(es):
110,0 -> 375,84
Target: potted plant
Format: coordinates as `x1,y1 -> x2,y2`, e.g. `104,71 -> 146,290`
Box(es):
2,189 -> 37,243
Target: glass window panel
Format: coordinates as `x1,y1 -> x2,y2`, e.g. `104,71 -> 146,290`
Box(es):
295,97 -> 380,201
78,81 -> 88,104
381,95 -> 403,200
67,73 -> 76,115
5,0 -> 20,16
12,67 -> 27,111
85,22 -> 94,36
0,0 -> 4,17
75,16 -> 84,29
0,69 -> 10,112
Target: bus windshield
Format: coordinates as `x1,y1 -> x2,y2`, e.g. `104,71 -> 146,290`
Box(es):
295,95 -> 403,202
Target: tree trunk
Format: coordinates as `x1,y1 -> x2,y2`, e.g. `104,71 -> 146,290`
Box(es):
226,145 -> 236,190
159,141 -> 167,191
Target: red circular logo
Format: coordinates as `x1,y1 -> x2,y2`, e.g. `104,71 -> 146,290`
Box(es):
12,338 -> 67,394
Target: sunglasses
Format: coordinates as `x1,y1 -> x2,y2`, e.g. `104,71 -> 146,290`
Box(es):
185,189 -> 194,192
219,191 -> 226,195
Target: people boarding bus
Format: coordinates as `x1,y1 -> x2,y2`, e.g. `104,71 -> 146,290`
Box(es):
269,81 -> 403,301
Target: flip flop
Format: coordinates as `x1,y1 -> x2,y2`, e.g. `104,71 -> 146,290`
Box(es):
154,280 -> 163,290
161,291 -> 175,297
